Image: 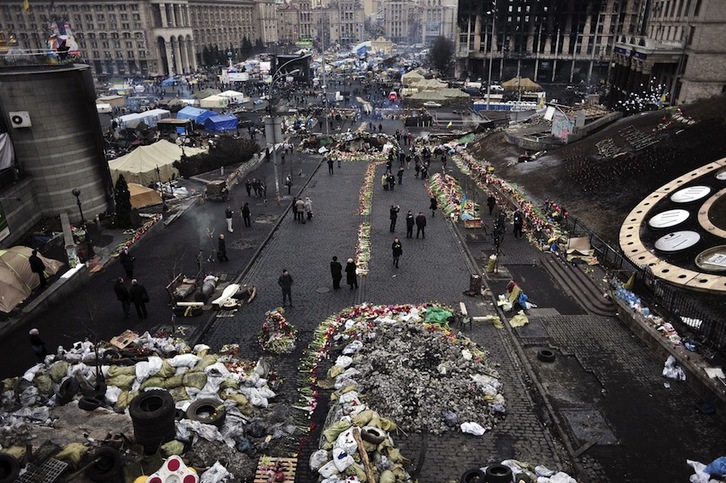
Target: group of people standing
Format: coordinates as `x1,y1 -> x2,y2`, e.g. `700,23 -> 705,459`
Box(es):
245,178 -> 267,199
329,256 -> 359,290
292,197 -> 313,223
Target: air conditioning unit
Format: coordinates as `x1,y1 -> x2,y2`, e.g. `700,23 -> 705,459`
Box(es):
9,111 -> 32,128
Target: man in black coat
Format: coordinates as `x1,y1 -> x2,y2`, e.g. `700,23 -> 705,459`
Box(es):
415,211 -> 427,239
242,202 -> 252,227
129,279 -> 149,319
389,205 -> 400,232
278,269 -> 294,307
28,250 -> 47,289
405,211 -> 415,239
330,256 -> 343,289
114,277 -> 131,319
217,234 -> 229,261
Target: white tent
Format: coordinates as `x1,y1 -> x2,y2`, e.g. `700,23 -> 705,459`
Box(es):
218,90 -> 247,103
108,140 -> 206,185
128,183 -> 163,209
199,95 -> 230,109
0,247 -> 64,313
117,109 -> 171,128
96,103 -> 112,114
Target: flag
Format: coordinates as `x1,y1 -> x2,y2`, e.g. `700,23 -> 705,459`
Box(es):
459,194 -> 467,212
446,121 -> 453,128
22,0 -> 30,12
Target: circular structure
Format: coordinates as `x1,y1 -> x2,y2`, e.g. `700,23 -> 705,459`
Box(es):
670,185 -> 711,203
695,246 -> 726,272
648,209 -> 690,229
654,231 -> 701,252
619,157 -> 726,293
716,168 -> 726,181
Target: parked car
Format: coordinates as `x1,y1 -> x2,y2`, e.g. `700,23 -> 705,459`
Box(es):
423,101 -> 442,108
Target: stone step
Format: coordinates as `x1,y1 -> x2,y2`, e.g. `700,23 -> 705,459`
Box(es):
541,256 -> 616,316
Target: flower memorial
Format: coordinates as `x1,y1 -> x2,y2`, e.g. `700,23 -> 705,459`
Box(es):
358,162 -> 379,216
428,173 -> 479,219
258,308 -> 298,354
112,214 -> 163,257
355,222 -> 371,276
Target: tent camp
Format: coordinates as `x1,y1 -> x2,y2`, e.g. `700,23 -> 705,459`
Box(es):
96,103 -> 112,114
502,77 -> 542,91
413,78 -> 448,91
128,183 -> 163,209
204,114 -> 238,133
176,106 -> 215,124
193,88 -> 221,100
199,95 -> 230,109
218,90 -> 247,104
401,70 -> 425,86
118,109 -> 171,129
0,247 -> 64,313
108,139 -> 207,185
97,95 -> 125,107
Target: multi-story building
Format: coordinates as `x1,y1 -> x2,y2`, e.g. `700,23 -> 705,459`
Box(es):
610,0 -> 726,106
455,0 -> 646,85
0,0 -> 267,77
287,0 -> 364,47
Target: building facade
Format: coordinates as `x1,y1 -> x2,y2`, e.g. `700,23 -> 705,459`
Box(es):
455,0 -> 646,85
0,0 -> 263,77
610,0 -> 726,106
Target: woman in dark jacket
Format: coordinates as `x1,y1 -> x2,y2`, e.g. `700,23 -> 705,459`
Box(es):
345,258 -> 358,289
391,237 -> 403,268
430,197 -> 438,218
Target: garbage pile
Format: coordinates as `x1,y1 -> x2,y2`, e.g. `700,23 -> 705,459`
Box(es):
326,304 -> 505,436
308,132 -> 396,162
0,332 -> 297,481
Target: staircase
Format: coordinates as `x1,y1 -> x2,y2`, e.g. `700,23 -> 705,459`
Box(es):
541,256 -> 617,317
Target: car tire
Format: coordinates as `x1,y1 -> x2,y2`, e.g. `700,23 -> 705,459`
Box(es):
84,446 -> 122,482
185,398 -> 226,428
78,396 -> 103,411
460,468 -> 486,483
129,390 -> 176,454
360,427 -> 386,445
485,464 -> 513,483
0,453 -> 20,483
537,348 -> 556,363
57,377 -> 80,406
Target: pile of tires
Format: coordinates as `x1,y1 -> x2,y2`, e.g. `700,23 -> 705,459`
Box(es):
129,390 -> 176,454
185,398 -> 226,428
0,453 -> 20,483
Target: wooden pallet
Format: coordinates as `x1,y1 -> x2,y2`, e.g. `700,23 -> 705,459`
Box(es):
254,456 -> 298,483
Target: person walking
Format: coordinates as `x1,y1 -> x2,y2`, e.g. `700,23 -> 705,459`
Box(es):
429,197 -> 438,218
330,256 -> 343,289
217,234 -> 229,261
29,328 -> 48,362
345,258 -> 358,289
391,237 -> 403,268
119,248 -> 135,279
285,175 -> 293,195
513,210 -> 524,239
114,277 -> 131,319
382,173 -> 389,191
245,179 -> 252,197
129,279 -> 149,319
242,202 -> 252,227
304,197 -> 313,221
29,249 -> 47,289
295,198 -> 305,223
389,205 -> 400,232
397,167 -> 404,186
405,210 -> 415,239
225,205 -> 234,233
327,157 -> 334,175
415,211 -> 427,239
278,269 -> 294,307
487,195 -> 496,216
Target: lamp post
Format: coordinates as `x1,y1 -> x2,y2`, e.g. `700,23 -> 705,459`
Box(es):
71,188 -> 85,226
267,56 -> 309,201
486,9 -> 496,110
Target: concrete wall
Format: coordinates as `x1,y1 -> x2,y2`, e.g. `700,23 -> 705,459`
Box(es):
0,64 -> 113,229
0,178 -> 43,248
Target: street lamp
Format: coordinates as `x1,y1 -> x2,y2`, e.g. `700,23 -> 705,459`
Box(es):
266,56 -> 309,202
71,188 -> 85,226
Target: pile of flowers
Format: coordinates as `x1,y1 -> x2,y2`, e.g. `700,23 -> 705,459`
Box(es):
358,163 -> 379,215
258,308 -> 298,354
112,214 -> 163,256
428,173 -> 479,218
354,222 -> 371,275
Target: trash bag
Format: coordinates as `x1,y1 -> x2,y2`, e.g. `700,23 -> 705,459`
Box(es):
705,457 -> 726,477
424,307 -> 453,324
460,421 -> 486,436
310,449 -> 329,471
662,355 -> 686,381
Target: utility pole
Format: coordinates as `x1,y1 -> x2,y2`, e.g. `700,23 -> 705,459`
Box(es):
321,14 -> 329,135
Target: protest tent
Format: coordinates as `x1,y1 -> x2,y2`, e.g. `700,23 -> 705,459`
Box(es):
204,114 -> 238,133
108,139 -> 206,185
128,183 -> 163,209
218,90 -> 247,103
176,106 -> 215,124
401,70 -> 425,86
117,109 -> 170,129
502,77 -> 542,92
193,88 -> 221,100
199,94 -> 230,109
0,247 -> 64,313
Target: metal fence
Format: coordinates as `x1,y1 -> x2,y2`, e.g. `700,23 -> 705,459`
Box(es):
561,215 -> 726,361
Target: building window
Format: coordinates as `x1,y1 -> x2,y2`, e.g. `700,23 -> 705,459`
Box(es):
139,51 -> 146,58
105,51 -> 112,58
127,51 -> 134,58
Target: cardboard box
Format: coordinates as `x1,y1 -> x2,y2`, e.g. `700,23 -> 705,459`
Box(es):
464,218 -> 482,229
110,330 -> 140,349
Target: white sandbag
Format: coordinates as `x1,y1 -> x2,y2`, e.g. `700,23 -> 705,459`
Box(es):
342,340 -> 363,355
318,461 -> 340,479
310,449 -> 329,471
332,447 -> 354,472
168,354 -> 201,368
200,461 -> 232,483
460,422 -> 486,436
147,356 -> 164,377
335,428 -> 358,455
335,355 -> 353,368
105,385 -> 122,404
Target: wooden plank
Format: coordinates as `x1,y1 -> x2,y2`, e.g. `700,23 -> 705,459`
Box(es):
254,456 -> 297,483
459,302 -> 468,316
